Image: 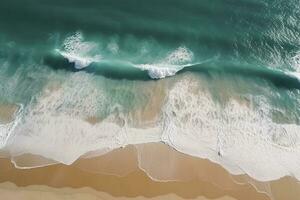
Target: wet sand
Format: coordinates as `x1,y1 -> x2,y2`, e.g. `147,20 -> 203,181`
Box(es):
0,143 -> 271,200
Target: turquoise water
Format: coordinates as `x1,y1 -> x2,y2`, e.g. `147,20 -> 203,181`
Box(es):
0,0 -> 300,184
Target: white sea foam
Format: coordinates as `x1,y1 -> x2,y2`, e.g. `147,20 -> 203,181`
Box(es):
164,46 -> 194,65
136,46 -> 194,79
5,73 -> 118,164
4,73 -> 161,165
291,52 -> 300,72
289,72 -> 300,82
58,32 -> 101,69
56,50 -> 100,69
137,64 -> 183,79
284,71 -> 300,82
161,75 -> 300,182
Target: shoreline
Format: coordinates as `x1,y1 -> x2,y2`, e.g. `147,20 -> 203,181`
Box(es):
1,75 -> 300,200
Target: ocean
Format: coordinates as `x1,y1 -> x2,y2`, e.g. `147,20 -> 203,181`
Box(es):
0,0 -> 300,188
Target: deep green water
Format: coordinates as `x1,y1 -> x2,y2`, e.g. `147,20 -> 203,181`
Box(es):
1,0 -> 300,96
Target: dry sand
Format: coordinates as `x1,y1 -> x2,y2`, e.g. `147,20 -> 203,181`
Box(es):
0,181 -> 238,200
